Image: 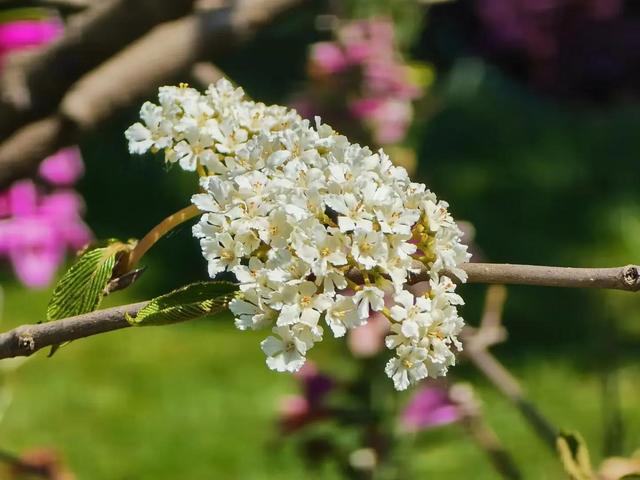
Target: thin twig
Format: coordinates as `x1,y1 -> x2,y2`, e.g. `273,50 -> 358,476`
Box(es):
0,262 -> 638,360
461,285 -> 558,452
462,344 -> 558,451
452,384 -> 522,479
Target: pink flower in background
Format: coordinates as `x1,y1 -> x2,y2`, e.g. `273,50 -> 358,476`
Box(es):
310,42 -> 348,75
278,394 -> 311,433
0,17 -> 63,69
347,311 -> 389,358
356,98 -> 413,145
295,362 -> 334,409
38,147 -> 84,186
300,17 -> 425,147
0,181 -> 91,288
401,385 -> 461,432
278,362 -> 334,433
0,9 -> 91,289
349,98 -> 384,118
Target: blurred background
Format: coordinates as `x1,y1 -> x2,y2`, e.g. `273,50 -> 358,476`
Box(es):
0,0 -> 639,478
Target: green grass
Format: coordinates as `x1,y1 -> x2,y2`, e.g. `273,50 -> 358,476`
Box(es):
1,283 -> 639,479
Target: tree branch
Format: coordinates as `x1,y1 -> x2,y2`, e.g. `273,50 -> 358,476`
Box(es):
0,0 -> 306,186
0,262 -> 638,360
0,302 -> 146,360
461,263 -> 640,291
0,0 -> 196,140
461,285 -> 559,452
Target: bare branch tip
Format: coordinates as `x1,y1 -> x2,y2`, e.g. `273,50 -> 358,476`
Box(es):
622,265 -> 640,290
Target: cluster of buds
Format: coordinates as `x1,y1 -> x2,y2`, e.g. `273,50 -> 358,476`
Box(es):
125,79 -> 470,390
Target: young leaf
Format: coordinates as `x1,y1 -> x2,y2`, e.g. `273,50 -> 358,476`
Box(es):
557,431 -> 595,480
126,281 -> 238,326
46,240 -> 134,322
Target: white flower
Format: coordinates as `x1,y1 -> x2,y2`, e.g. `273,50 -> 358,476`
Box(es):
229,290 -> 275,330
351,229 -> 387,270
126,78 -> 472,391
261,325 -> 321,373
276,282 -> 330,327
389,290 -> 431,326
353,286 -> 385,318
325,295 -> 363,337
325,193 -> 373,232
375,199 -> 420,236
259,209 -> 293,249
384,345 -> 429,391
293,222 -> 348,277
200,232 -> 244,277
124,102 -> 172,154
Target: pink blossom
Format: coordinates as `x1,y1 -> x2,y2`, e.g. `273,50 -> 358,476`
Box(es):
401,385 -> 461,432
38,147 -> 85,186
343,41 -> 372,64
295,361 -> 334,408
0,181 -> 91,289
349,98 -> 384,119
310,42 -> 348,75
368,99 -> 413,145
0,12 -> 90,289
0,18 -> 63,67
278,394 -> 311,432
300,17 -> 424,146
347,312 -> 389,358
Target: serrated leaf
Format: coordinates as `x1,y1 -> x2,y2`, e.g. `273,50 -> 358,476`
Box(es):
47,240 -> 133,322
557,431 -> 595,480
126,281 -> 238,326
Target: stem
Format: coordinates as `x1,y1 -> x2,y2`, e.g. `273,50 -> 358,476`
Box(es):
1,262 -> 639,360
460,263 -> 640,291
117,204 -> 201,275
461,286 -> 558,452
463,345 -> 558,452
460,412 -> 522,479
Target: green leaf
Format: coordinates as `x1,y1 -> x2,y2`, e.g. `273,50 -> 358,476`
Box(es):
46,240 -> 133,322
126,281 -> 238,326
557,431 -> 595,480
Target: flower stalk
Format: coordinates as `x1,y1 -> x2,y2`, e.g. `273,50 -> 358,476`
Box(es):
115,204 -> 201,276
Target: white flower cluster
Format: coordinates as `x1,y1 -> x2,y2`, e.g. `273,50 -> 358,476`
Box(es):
126,79 -> 471,391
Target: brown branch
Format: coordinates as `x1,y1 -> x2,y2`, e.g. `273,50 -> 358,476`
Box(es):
462,342 -> 558,451
461,285 -> 558,452
0,262 -> 638,360
0,0 -> 306,186
0,0 -> 91,10
0,0 -> 196,140
0,302 -> 146,360
450,263 -> 640,292
451,384 -> 522,479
